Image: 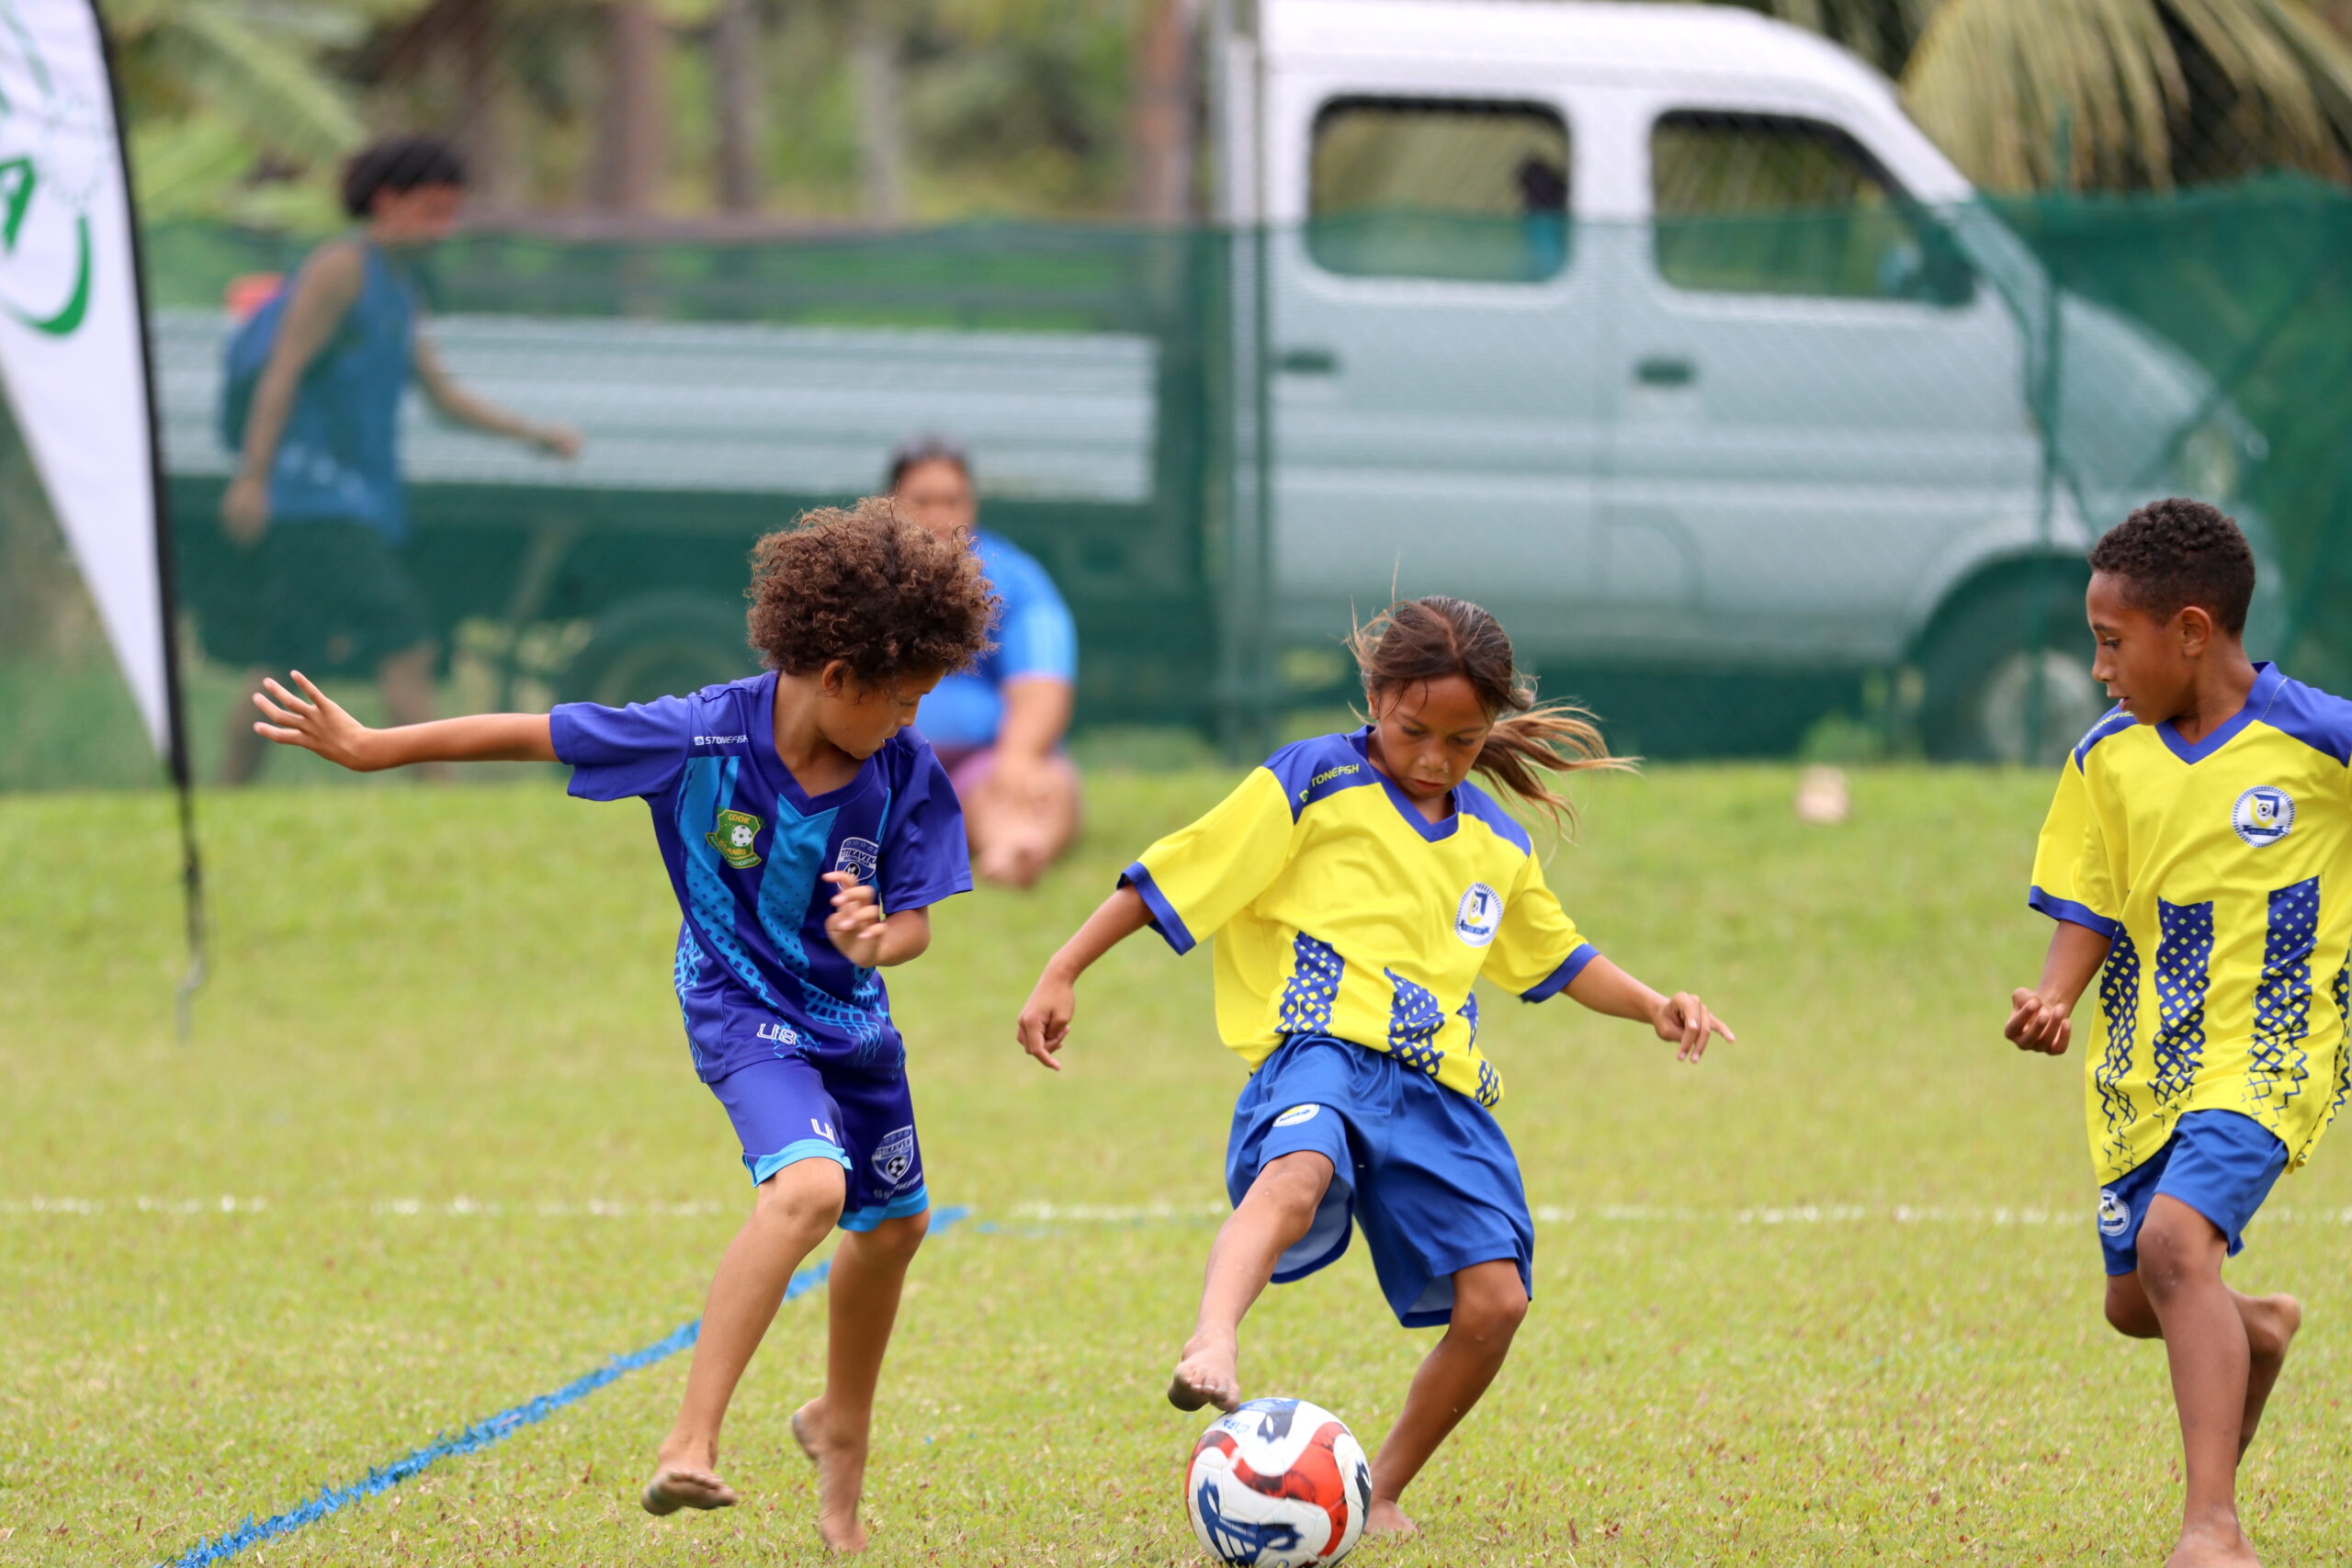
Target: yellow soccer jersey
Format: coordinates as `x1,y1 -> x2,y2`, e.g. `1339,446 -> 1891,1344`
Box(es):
2031,664 -> 2352,1183
1122,728 -> 1595,1107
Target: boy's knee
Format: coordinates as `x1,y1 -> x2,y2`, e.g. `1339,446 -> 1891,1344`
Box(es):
755,1157 -> 848,1231
2103,1277 -> 2160,1338
1451,1267 -> 1529,1347
1253,1150 -> 1336,1219
854,1208 -> 931,1262
2134,1199 -> 2224,1301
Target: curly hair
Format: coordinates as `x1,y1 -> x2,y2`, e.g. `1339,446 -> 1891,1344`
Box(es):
746,497 -> 997,684
2087,497 -> 2255,635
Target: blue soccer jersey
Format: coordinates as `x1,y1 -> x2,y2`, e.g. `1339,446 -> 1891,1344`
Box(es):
551,671 -> 972,1082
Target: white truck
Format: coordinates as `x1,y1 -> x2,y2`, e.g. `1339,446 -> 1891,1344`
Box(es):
159,0 -> 2260,758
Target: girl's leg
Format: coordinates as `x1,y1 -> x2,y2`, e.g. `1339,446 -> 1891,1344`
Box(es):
1364,1258 -> 1529,1537
645,1157 -> 847,1514
791,1210 -> 931,1553
1171,1151 -> 1335,1412
2105,1269 -> 2303,1461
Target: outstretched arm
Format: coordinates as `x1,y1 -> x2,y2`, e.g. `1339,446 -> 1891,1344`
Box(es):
413,335 -> 581,457
253,671 -> 555,771
2006,920 -> 2112,1055
1015,885 -> 1151,1071
1564,954 -> 1735,1064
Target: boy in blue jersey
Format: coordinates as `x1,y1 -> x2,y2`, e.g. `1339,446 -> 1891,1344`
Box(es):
2008,500 -> 2345,1568
252,498 -> 996,1553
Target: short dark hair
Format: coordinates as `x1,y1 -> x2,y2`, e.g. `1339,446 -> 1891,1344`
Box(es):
2087,497 -> 2256,635
746,497 -> 997,682
886,435 -> 973,491
341,135 -> 468,220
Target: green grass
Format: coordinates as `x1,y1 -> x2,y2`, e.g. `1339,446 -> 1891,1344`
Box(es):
4,766 -> 2350,1566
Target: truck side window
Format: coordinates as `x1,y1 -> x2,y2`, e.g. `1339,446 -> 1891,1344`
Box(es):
1309,97 -> 1569,283
1650,110 -> 1973,306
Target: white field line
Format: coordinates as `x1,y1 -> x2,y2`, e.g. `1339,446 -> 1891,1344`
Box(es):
9,1196 -> 2352,1226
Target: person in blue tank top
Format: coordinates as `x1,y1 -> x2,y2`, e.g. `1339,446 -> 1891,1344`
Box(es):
243,499 -> 996,1553
888,438 -> 1083,886
215,136 -> 580,785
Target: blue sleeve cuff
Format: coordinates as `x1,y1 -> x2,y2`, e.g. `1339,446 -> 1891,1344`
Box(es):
2028,886 -> 2121,940
1521,942 -> 1599,1002
548,704 -> 586,765
1120,862 -> 1195,955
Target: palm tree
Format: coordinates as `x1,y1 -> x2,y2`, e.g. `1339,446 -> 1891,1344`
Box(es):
1717,0 -> 2352,191
104,0 -> 373,164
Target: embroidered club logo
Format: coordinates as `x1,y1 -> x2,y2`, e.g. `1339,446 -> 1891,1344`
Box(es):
707,808 -> 763,868
2233,786 -> 2294,848
834,836 -> 880,886
1454,883 -> 1501,947
872,1124 -> 917,1189
2097,1188 -> 2131,1238
1272,1103 -> 1320,1128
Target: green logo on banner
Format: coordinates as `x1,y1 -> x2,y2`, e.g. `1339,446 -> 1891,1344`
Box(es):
0,1 -> 97,337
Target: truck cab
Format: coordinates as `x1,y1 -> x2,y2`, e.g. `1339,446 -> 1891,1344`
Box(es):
1225,0 -> 2262,757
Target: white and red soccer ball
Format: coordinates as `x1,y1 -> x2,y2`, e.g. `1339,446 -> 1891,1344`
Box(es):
1185,1398 -> 1372,1566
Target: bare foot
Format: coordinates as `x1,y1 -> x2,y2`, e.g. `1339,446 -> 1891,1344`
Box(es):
1365,1498 -> 1418,1536
2165,1517 -> 2258,1567
639,1461 -> 737,1516
792,1400 -> 872,1553
2240,1292 -> 2301,1458
1168,1330 -> 1241,1413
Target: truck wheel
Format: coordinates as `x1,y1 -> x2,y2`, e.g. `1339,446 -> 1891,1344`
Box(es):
559,592 -> 755,709
1919,578 -> 2107,763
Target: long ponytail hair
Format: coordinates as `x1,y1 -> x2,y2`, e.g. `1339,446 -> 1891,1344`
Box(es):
1348,596 -> 1632,830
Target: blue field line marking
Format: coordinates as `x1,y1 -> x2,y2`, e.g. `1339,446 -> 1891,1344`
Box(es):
157,1204 -> 968,1568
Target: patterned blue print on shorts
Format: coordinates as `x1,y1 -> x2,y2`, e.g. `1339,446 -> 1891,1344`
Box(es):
2248,877 -> 2318,1113
1384,968 -> 1445,1077
2096,931 -> 2141,1168
1278,933 -> 1344,1034
2152,897 -> 2214,1112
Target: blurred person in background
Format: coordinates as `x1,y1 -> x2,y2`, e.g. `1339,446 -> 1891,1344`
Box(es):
888,439 -> 1081,886
212,134 -> 581,784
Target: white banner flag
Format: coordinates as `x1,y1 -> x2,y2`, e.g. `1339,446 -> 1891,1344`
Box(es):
0,0 -> 172,757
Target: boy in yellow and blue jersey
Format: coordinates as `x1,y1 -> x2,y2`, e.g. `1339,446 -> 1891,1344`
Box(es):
1019,597 -> 1732,1539
2010,499 -> 2341,1568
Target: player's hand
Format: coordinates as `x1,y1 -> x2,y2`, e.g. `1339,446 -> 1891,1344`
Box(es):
530,422 -> 582,460
2006,987 -> 2073,1055
823,873 -> 887,966
251,671 -> 385,770
1651,991 -> 1733,1064
220,473 -> 269,546
1015,972 -> 1077,1071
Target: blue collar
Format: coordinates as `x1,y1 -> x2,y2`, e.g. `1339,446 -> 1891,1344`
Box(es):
1349,726 -> 1461,843
2156,661 -> 2282,764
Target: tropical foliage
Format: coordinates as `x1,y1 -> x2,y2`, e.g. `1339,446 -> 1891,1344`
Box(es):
103,0 -> 2352,229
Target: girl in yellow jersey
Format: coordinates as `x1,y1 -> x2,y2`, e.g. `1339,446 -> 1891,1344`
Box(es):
1016,597 -> 1733,1537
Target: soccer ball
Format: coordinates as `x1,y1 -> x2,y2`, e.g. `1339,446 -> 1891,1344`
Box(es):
1185,1397 -> 1372,1566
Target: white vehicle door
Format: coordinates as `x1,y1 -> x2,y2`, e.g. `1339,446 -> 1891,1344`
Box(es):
1259,73 -> 1607,653
1605,101 -> 2039,666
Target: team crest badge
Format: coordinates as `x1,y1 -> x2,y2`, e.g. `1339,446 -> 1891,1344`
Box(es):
2097,1189 -> 2131,1237
1454,883 -> 1501,947
871,1124 -> 917,1189
2233,786 -> 2294,848
707,808 -> 763,868
834,837 -> 880,885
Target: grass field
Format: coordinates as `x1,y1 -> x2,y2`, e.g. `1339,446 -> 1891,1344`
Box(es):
5,765 -> 2350,1566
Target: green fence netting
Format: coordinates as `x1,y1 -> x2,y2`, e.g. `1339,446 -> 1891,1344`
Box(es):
5,177 -> 2349,791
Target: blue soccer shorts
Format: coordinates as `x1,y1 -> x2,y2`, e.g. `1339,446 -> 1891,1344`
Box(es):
1227,1032 -> 1533,1328
2098,1109 -> 2288,1276
706,1054 -> 928,1232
